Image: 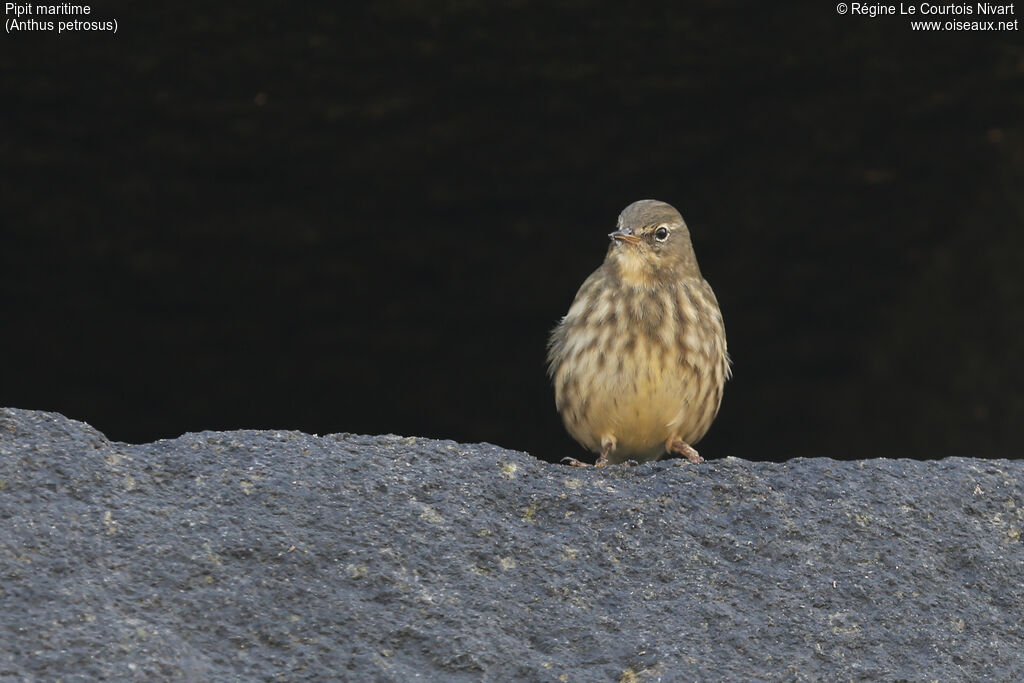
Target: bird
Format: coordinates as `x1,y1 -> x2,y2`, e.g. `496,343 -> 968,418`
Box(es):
547,199 -> 731,467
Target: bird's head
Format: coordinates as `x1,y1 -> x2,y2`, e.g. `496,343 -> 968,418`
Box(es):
606,199 -> 701,286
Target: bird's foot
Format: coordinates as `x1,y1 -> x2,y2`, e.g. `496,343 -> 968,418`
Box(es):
667,438 -> 704,463
560,455 -> 635,468
561,437 -> 619,468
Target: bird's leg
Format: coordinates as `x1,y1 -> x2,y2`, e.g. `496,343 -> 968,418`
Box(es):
594,436 -> 616,468
560,456 -> 590,467
667,437 -> 704,463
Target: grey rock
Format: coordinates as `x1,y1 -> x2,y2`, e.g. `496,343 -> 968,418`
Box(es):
1,407 -> 1022,681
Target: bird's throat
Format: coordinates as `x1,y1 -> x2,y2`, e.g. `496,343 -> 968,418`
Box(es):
609,248 -> 657,289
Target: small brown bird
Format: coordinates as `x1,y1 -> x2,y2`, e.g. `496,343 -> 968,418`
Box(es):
547,199 -> 731,466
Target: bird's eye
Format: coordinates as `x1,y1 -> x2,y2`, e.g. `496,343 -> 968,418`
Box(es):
654,227 -> 669,242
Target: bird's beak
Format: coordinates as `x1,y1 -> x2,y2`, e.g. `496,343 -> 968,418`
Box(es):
608,228 -> 642,245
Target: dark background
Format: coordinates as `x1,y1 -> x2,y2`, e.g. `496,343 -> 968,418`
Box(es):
3,2 -> 1022,463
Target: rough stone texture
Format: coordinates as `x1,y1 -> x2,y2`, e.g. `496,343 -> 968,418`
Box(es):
1,407 -> 1022,681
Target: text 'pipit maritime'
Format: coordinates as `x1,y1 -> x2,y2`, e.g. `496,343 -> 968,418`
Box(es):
548,199 -> 731,467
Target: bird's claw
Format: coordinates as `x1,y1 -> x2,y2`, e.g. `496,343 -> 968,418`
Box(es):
667,438 -> 704,463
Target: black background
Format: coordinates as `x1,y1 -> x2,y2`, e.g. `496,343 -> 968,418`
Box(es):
3,2 -> 1022,463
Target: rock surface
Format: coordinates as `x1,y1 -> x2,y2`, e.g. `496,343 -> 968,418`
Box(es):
1,407 -> 1022,681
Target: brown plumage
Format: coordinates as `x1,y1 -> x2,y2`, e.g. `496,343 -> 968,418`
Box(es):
547,199 -> 731,466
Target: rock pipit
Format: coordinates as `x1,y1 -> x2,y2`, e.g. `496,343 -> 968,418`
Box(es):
547,199 -> 731,467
